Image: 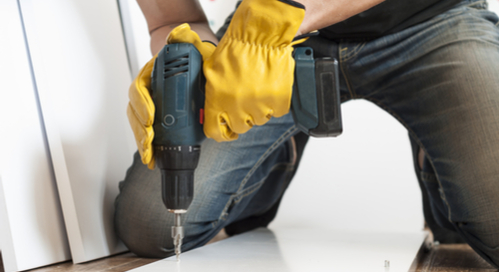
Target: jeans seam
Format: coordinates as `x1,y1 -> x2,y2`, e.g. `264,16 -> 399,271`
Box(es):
339,45 -> 356,98
236,126 -> 298,193
218,126 -> 299,221
421,171 -> 437,181
363,96 -> 454,221
218,163 -> 294,222
234,180 -> 265,203
342,42 -> 366,62
233,161 -> 295,204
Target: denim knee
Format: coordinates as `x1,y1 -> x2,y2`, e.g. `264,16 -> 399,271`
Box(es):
115,205 -> 174,258
455,212 -> 499,267
114,152 -> 232,258
114,153 -> 174,258
116,200 -> 221,259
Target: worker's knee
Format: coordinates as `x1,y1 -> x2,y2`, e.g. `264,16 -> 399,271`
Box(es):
459,219 -> 498,247
452,178 -> 499,252
115,203 -> 221,258
449,181 -> 498,266
456,218 -> 499,267
114,187 -> 174,258
114,163 -> 223,258
115,216 -> 174,258
114,151 -> 232,257
113,152 -> 174,258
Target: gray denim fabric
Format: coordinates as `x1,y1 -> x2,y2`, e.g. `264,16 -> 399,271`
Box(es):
115,0 -> 499,267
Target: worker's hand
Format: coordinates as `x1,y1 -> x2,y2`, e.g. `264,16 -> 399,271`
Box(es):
127,24 -> 216,169
202,0 -> 307,142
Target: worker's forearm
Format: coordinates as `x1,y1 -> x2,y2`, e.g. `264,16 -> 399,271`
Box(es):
137,0 -> 217,55
138,0 -> 385,54
294,0 -> 385,36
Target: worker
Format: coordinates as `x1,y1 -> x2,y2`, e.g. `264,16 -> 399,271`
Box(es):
115,0 -> 499,268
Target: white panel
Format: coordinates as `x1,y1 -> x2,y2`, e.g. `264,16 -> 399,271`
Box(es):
129,228 -> 427,272
271,101 -> 424,233
0,1 -> 70,271
19,0 -> 136,263
118,0 -> 151,77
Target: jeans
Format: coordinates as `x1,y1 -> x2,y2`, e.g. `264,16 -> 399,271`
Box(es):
115,0 -> 499,267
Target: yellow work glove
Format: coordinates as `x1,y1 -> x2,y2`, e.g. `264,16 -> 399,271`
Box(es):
127,24 -> 216,169
203,0 -> 307,142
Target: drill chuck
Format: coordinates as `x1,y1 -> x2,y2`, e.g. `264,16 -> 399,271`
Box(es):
161,169 -> 194,211
155,145 -> 200,211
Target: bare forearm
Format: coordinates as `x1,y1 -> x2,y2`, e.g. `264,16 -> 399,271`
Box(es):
137,0 -> 217,55
294,0 -> 385,36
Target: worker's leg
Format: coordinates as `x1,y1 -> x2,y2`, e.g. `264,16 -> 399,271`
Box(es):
340,1 -> 498,267
114,114 -> 299,258
409,135 -> 466,244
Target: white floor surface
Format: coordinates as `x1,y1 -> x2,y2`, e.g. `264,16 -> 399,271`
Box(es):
128,228 -> 428,272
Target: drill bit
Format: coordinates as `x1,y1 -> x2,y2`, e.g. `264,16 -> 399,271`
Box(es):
172,213 -> 184,261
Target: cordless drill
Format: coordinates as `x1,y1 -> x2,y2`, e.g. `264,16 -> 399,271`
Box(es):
150,43 -> 342,260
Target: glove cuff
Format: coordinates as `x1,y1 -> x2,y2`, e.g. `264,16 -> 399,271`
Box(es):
278,0 -> 305,9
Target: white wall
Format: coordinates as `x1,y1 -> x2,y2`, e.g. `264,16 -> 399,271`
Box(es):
19,0 -> 136,263
271,100 -> 423,232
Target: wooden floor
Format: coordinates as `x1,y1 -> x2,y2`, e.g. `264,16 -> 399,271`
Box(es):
1,233 -> 496,272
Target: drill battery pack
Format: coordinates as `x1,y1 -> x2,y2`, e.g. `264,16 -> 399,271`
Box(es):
292,47 -> 343,138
